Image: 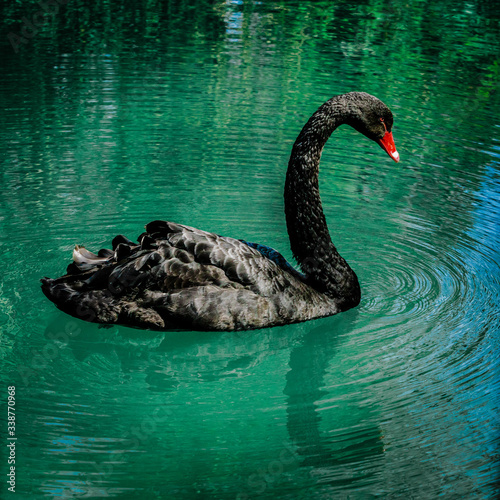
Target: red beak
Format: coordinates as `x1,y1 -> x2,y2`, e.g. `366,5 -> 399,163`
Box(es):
377,131 -> 400,162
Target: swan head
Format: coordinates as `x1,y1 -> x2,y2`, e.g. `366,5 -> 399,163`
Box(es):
343,92 -> 400,162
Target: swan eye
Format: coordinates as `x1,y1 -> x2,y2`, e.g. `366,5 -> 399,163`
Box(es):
379,116 -> 388,133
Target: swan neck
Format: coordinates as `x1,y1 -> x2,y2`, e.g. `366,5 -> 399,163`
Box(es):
284,97 -> 360,309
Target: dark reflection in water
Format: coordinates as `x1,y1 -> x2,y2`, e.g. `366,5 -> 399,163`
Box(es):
284,316 -> 385,492
0,0 -> 499,498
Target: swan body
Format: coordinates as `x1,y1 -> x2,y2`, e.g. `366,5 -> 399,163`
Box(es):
41,92 -> 399,331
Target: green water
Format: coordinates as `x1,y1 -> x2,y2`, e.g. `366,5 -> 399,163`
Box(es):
1,0 -> 499,498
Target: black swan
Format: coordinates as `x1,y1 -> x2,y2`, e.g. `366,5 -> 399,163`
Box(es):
41,92 -> 399,331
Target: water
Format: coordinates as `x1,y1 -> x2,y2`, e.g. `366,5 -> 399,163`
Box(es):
1,0 -> 499,498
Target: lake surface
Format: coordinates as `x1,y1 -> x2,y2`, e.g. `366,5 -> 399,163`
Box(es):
1,0 -> 499,498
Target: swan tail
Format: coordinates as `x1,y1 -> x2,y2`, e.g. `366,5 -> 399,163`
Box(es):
69,244 -> 111,274
40,275 -> 166,329
41,228 -> 160,328
68,236 -> 141,275
41,234 -> 166,329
